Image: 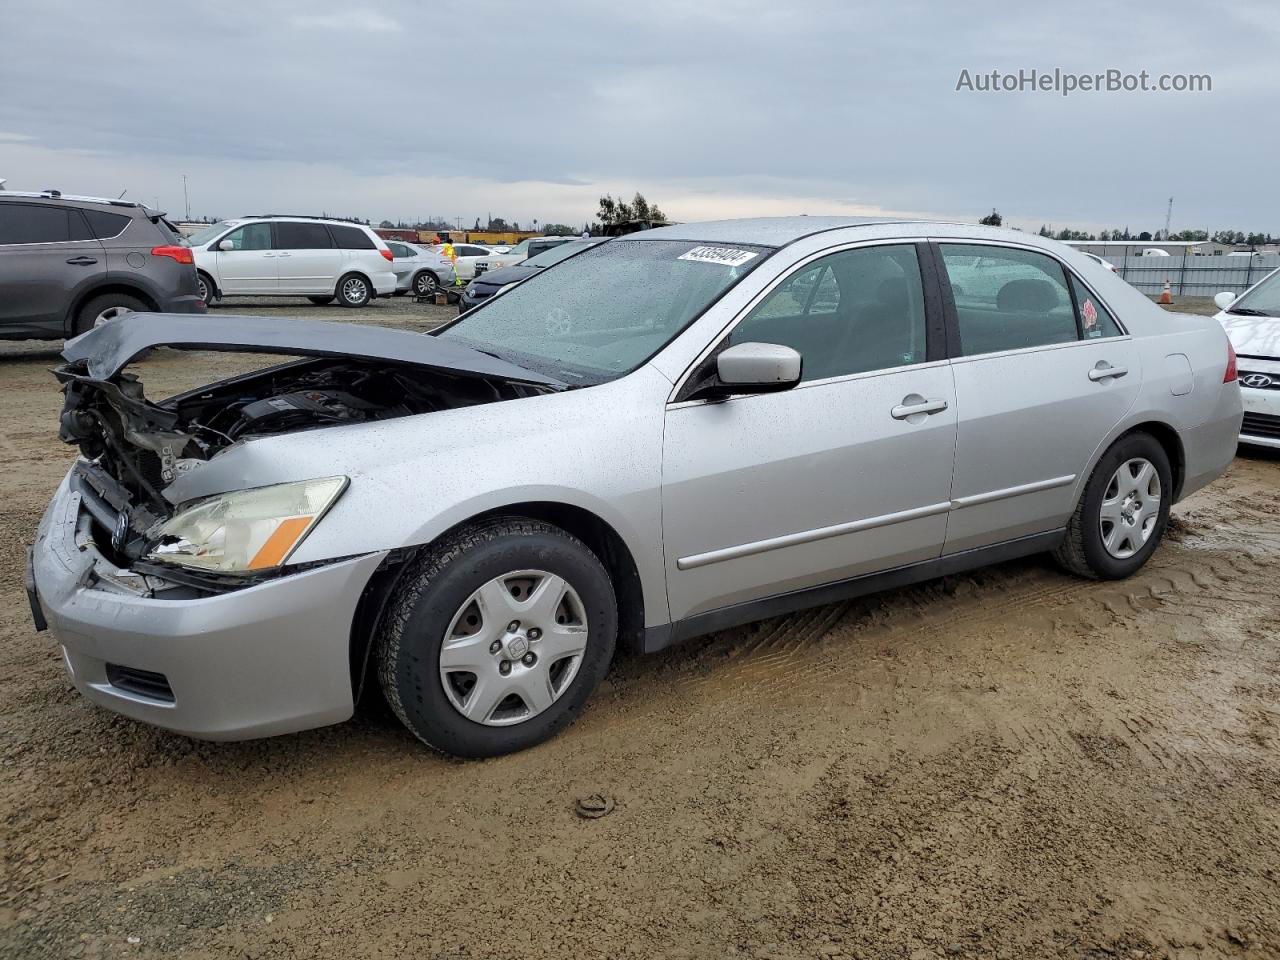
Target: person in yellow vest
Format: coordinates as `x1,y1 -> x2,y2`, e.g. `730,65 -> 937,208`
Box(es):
438,237 -> 461,286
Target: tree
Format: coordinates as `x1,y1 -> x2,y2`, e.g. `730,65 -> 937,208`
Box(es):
378,219 -> 394,229
1138,231 -> 1153,242
487,216 -> 509,231
978,208 -> 1002,227
598,192 -> 666,226
542,223 -> 575,236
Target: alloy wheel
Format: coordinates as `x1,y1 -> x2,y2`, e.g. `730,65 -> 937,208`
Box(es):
438,570 -> 589,726
343,278 -> 368,303
1099,457 -> 1161,559
93,305 -> 132,328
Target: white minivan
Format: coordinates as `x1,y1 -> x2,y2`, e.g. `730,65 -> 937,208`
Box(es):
188,216 -> 397,307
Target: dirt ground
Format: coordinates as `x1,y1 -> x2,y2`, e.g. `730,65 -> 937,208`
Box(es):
2,297 -> 1279,960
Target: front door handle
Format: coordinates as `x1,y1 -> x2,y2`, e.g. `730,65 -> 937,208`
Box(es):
1088,362 -> 1128,382
276,251 -> 291,257
65,256 -> 97,266
891,396 -> 949,420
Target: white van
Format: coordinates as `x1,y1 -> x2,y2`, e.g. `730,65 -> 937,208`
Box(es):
188,217 -> 397,307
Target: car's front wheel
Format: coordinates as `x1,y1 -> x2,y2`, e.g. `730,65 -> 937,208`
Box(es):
376,518 -> 617,757
196,272 -> 217,306
1054,431 -> 1172,579
336,273 -> 371,307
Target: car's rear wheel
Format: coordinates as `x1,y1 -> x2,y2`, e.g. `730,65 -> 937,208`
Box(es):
414,271 -> 439,296
196,272 -> 217,306
1054,432 -> 1172,580
307,295 -> 335,305
376,518 -> 617,757
336,273 -> 371,308
74,293 -> 146,336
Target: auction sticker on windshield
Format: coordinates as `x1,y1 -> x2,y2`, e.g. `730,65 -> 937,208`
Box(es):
678,246 -> 759,267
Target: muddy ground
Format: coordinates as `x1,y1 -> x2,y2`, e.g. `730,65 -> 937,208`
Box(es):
2,298 -> 1279,960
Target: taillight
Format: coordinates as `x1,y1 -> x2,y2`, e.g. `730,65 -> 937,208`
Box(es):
379,248 -> 393,262
1224,340 -> 1238,383
152,245 -> 194,265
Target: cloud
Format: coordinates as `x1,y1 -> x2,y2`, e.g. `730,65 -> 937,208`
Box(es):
289,9 -> 401,33
0,0 -> 1276,233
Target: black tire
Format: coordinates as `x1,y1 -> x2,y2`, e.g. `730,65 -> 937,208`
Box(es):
196,272 -> 217,306
376,517 -> 618,758
336,273 -> 372,308
307,295 -> 335,305
1053,432 -> 1172,580
73,292 -> 147,336
413,271 -> 439,296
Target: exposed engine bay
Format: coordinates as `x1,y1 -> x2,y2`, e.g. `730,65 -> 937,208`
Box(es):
55,356 -> 554,564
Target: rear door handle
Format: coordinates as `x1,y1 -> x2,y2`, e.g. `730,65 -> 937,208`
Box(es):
276,252 -> 291,257
891,397 -> 949,420
1089,362 -> 1128,382
65,256 -> 97,266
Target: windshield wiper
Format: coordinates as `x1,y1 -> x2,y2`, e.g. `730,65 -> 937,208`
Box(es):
1227,307 -> 1275,317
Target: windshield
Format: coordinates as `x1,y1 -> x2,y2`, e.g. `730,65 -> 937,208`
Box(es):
184,220 -> 237,246
440,239 -> 771,383
1230,268 -> 1280,316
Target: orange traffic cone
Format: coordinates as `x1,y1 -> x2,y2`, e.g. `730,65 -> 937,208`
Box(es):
1158,279 -> 1174,305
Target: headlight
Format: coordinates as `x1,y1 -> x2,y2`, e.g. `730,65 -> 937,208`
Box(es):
145,477 -> 348,574
465,284 -> 477,296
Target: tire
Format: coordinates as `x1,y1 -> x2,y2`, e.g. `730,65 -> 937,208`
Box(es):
413,271 -> 439,297
74,292 -> 146,336
307,295 -> 335,305
1053,431 -> 1172,580
377,517 -> 618,758
196,272 -> 217,306
336,273 -> 372,308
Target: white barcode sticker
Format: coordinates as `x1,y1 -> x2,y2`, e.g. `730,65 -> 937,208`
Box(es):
678,245 -> 758,267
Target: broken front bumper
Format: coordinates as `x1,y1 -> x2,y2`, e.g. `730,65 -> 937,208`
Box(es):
30,474 -> 386,741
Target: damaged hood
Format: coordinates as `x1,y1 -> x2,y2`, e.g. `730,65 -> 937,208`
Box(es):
63,312 -> 565,387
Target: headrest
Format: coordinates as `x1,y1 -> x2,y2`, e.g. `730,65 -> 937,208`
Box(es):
997,278 -> 1059,313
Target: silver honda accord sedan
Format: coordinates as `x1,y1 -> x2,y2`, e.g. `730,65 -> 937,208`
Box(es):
28,217 -> 1242,757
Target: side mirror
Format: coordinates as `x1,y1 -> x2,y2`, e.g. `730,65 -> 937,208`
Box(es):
217,238 -> 236,252
682,342 -> 802,402
1213,291 -> 1236,310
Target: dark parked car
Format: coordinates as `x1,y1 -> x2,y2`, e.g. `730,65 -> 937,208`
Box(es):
0,190 -> 205,340
458,238 -> 605,312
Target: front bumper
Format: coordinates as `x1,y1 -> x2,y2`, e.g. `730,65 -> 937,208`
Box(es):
30,475 -> 386,740
1240,384 -> 1280,449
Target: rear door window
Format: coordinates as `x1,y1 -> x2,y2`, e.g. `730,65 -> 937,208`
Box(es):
329,225 -> 375,249
940,244 -> 1078,356
0,203 -> 87,244
275,221 -> 335,249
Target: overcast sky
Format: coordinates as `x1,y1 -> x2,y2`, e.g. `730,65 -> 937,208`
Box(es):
1,0 -> 1276,234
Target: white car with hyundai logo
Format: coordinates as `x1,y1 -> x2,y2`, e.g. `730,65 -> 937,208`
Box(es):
1214,267 -> 1280,448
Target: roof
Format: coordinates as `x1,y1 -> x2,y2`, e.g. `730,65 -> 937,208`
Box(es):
0,190 -> 143,210
630,216 -> 955,247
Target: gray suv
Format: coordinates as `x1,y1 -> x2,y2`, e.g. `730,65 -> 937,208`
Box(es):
0,190 -> 205,340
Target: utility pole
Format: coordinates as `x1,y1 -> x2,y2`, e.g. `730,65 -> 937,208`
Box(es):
1164,197 -> 1173,239
182,175 -> 190,221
